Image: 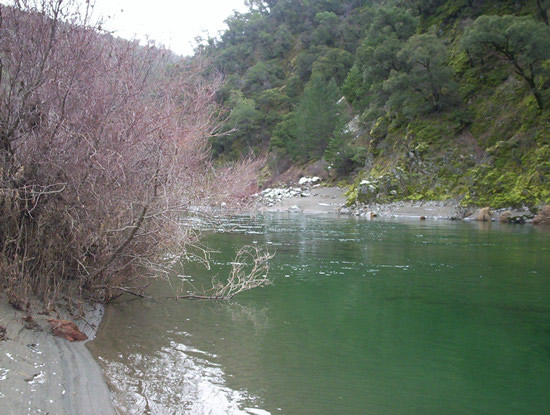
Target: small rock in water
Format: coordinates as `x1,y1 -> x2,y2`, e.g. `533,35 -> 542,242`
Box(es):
288,205 -> 302,213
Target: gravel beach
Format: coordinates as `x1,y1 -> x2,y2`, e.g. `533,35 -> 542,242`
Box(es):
257,185 -> 348,214
256,184 -> 534,222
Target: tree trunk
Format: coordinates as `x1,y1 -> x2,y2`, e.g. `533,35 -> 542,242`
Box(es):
536,0 -> 549,26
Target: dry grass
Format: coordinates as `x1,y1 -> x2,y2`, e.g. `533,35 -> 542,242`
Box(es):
477,207 -> 492,221
533,206 -> 550,225
499,210 -> 513,223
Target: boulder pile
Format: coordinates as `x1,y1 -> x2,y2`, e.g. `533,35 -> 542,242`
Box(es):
255,177 -> 322,207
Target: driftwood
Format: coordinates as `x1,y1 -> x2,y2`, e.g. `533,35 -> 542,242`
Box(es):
48,319 -> 88,342
178,245 -> 273,300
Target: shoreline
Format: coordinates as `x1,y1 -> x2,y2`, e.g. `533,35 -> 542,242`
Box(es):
255,184 -> 535,222
256,185 -> 348,215
0,188 -> 541,414
0,294 -> 115,414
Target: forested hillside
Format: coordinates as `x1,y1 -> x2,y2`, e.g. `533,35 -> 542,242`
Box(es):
200,0 -> 550,208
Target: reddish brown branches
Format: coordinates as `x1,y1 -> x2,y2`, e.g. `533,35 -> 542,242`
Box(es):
0,1 -> 259,305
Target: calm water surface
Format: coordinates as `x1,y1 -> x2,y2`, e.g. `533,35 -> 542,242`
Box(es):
89,215 -> 550,414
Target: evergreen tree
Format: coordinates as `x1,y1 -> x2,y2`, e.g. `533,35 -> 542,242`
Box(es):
384,33 -> 457,116
311,11 -> 341,47
212,91 -> 263,158
350,6 -> 417,116
293,76 -> 343,161
311,47 -> 355,85
463,15 -> 550,109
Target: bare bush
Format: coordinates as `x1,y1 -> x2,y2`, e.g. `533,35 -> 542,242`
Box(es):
499,210 -> 513,223
533,205 -> 550,225
0,1 -> 259,306
178,245 -> 274,300
476,207 -> 492,222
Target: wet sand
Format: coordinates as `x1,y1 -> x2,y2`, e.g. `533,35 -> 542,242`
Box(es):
0,294 -> 115,414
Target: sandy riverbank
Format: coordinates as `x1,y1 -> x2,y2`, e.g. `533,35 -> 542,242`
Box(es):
256,184 -> 461,218
258,185 -> 348,214
0,294 -> 115,414
255,184 -> 534,221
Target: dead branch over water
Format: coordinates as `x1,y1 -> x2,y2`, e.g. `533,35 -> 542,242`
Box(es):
178,245 -> 274,300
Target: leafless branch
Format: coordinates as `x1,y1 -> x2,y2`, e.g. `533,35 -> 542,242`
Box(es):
0,1 -> 261,306
178,245 -> 274,300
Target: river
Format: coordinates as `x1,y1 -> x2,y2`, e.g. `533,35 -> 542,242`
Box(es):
88,214 -> 550,414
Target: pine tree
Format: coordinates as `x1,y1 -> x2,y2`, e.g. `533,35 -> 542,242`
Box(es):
293,76 -> 342,161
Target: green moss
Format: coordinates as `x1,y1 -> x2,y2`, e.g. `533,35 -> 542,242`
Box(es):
458,142 -> 550,208
459,64 -> 510,100
369,117 -> 389,140
407,119 -> 452,145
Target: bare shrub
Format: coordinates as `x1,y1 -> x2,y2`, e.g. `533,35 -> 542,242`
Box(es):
533,205 -> 550,225
476,207 -> 492,221
0,1 -> 258,305
499,210 -> 513,223
178,245 -> 274,300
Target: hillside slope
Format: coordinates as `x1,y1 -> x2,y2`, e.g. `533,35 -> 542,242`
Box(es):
200,0 -> 550,209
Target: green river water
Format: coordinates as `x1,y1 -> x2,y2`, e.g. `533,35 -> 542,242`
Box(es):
88,214 -> 550,415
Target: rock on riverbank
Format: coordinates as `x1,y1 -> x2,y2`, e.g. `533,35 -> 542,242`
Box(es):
255,180 -> 538,222
343,200 -> 462,219
255,177 -> 346,214
0,294 -> 115,415
343,201 -> 536,222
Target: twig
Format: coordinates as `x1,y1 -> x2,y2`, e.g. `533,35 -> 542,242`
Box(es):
114,287 -> 152,299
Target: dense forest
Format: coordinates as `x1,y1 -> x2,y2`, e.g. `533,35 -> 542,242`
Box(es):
200,0 -> 550,208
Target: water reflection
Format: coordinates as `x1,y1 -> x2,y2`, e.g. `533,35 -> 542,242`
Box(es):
90,214 -> 550,415
98,338 -> 263,415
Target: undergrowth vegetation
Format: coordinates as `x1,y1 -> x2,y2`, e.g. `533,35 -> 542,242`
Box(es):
0,1 -> 259,307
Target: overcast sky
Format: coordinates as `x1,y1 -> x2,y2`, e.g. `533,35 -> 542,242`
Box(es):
92,0 -> 249,56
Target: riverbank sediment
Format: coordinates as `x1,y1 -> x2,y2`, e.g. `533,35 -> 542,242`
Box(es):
256,183 -> 536,222
0,294 -> 115,414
